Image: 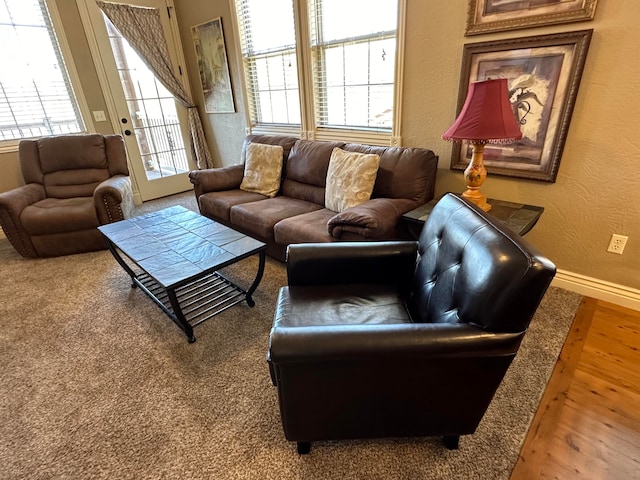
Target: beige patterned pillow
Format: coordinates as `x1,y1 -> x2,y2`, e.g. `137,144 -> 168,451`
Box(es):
325,147 -> 381,212
239,143 -> 284,198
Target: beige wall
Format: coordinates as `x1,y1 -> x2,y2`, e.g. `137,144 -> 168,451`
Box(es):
1,0 -> 638,292
174,0 -> 247,170
172,0 -> 639,290
401,1 -> 640,290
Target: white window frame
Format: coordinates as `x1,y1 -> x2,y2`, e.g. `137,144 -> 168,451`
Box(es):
0,0 -> 92,153
230,0 -> 405,146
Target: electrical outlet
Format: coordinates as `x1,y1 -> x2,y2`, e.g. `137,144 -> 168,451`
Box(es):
607,234 -> 628,254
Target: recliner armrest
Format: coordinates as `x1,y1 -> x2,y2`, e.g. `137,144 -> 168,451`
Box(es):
189,165 -> 244,196
94,175 -> 134,224
286,241 -> 418,286
268,322 -> 524,364
0,183 -> 45,257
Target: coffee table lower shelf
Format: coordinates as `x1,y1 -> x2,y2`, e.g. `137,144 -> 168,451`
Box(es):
132,269 -> 256,342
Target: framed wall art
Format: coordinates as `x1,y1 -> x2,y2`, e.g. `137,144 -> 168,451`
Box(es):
191,17 -> 235,113
466,0 -> 598,36
450,29 -> 592,182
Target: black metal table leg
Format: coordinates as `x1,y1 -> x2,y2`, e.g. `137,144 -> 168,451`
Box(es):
245,251 -> 266,307
166,288 -> 196,343
105,241 -> 138,288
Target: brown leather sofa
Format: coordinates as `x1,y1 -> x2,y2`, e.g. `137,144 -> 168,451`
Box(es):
189,135 -> 438,261
267,193 -> 556,453
0,134 -> 134,258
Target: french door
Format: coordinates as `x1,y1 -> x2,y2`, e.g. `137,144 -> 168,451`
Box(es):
78,0 -> 195,201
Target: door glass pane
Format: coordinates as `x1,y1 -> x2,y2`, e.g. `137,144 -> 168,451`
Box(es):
104,17 -> 187,181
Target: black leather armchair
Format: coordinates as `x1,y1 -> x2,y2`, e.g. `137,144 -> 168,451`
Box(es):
267,193 -> 556,454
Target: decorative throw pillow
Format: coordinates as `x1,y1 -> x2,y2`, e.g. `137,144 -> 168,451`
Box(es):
239,142 -> 284,198
325,147 -> 381,212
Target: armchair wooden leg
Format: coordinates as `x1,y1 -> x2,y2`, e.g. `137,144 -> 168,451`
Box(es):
443,435 -> 460,450
297,442 -> 311,454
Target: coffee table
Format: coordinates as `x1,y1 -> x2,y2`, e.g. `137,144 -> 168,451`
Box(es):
98,205 -> 266,343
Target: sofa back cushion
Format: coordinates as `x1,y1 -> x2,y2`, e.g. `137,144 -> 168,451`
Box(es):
282,139 -> 345,204
342,144 -> 438,204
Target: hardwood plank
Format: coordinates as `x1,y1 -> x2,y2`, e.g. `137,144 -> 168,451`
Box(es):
510,298 -> 640,479
544,403 -> 640,478
509,297 -> 596,479
567,369 -> 640,432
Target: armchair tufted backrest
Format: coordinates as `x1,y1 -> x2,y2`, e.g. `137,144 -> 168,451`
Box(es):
19,134 -> 129,199
409,193 -> 556,333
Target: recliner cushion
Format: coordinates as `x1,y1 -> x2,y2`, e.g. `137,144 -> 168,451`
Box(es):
21,197 -> 100,235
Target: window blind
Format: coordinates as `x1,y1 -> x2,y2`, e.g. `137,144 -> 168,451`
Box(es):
234,0 -> 301,126
308,0 -> 397,131
0,0 -> 83,141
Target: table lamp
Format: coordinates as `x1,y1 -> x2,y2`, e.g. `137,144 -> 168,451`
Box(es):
442,78 -> 522,212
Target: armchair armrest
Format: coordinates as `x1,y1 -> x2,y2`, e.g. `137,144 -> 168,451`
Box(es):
268,322 -> 524,364
286,241 -> 418,287
188,165 -> 244,197
327,198 -> 417,239
94,175 -> 134,224
0,183 -> 45,257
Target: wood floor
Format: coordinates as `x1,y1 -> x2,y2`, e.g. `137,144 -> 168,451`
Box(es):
511,297 -> 640,479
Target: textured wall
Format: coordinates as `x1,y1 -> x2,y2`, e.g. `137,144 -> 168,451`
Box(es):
0,0 -> 638,291
173,0 -> 248,170
402,1 -> 640,289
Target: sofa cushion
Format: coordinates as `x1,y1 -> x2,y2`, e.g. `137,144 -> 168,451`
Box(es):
198,190 -> 267,222
282,139 -> 345,204
240,142 -> 284,197
325,147 -> 380,212
274,209 -> 336,245
342,144 -> 438,204
230,196 -> 323,240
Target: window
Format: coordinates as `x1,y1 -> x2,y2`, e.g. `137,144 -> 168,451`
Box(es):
233,0 -> 404,145
0,0 -> 84,143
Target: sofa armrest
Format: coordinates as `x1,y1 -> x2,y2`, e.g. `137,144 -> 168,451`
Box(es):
94,175 -> 135,224
286,241 -> 418,286
0,183 -> 46,257
268,322 -> 524,364
189,165 -> 244,197
327,198 -> 416,239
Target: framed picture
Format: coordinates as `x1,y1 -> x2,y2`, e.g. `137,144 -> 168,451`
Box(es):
450,29 -> 592,182
191,17 -> 235,113
466,0 -> 598,36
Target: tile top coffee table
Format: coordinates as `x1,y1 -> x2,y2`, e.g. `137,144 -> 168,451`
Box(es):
98,205 -> 266,343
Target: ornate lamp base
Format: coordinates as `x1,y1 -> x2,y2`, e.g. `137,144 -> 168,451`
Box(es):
462,143 -> 491,212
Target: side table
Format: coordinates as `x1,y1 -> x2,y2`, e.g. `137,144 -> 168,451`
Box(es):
403,195 -> 544,238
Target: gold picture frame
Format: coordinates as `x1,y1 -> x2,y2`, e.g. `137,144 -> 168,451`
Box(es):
450,30 -> 593,182
466,0 -> 598,36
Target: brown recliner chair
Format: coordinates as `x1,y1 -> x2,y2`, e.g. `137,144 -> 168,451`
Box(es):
267,193 -> 556,454
0,134 -> 134,258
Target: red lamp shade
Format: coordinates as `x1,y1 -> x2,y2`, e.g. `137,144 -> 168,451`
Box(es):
442,78 -> 522,144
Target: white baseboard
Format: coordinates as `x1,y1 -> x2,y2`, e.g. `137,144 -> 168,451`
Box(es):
553,269 -> 640,312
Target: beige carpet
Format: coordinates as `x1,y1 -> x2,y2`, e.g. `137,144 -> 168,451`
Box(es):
0,192 -> 582,479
